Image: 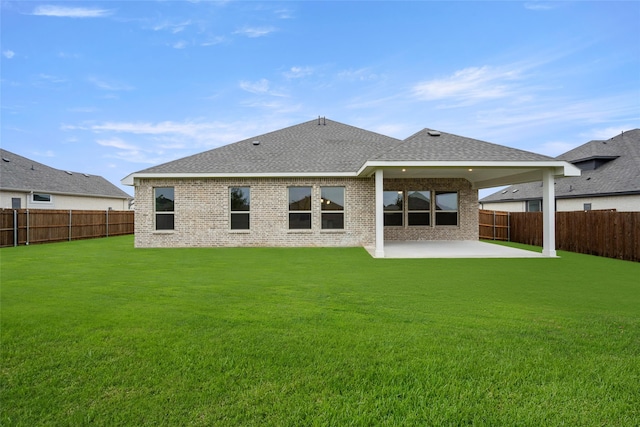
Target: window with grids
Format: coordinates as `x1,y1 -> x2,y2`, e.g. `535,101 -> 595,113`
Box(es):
435,191 -> 458,226
154,187 -> 175,230
230,187 -> 250,230
321,187 -> 344,229
383,191 -> 403,226
408,190 -> 431,226
289,186 -> 312,229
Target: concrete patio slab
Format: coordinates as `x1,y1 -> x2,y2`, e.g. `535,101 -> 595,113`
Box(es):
367,240 -> 548,258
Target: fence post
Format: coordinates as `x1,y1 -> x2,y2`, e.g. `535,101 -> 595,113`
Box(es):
69,210 -> 72,241
492,211 -> 496,240
13,209 -> 18,247
106,209 -> 109,237
26,209 -> 30,245
507,212 -> 511,242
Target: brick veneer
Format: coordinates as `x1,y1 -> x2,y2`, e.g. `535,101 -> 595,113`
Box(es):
133,177 -> 478,248
383,178 -> 478,241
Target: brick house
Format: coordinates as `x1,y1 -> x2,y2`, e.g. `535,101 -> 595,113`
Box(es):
122,118 -> 580,257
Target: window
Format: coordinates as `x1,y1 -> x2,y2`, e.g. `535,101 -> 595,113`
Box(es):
383,191 -> 403,226
230,187 -> 250,230
32,193 -> 51,203
435,191 -> 458,226
527,199 -> 542,212
289,187 -> 311,229
154,187 -> 174,230
408,190 -> 430,226
583,203 -> 592,211
321,187 -> 344,229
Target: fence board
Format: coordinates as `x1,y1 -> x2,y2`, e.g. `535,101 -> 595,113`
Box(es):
0,209 -> 134,247
508,210 -> 639,263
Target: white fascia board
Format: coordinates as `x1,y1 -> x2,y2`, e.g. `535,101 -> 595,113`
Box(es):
121,171 -> 357,185
357,160 -> 581,177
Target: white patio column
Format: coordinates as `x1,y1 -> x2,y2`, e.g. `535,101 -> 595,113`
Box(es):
542,169 -> 557,257
375,169 -> 385,258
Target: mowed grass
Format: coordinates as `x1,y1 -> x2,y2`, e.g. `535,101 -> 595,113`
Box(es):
1,236 -> 639,426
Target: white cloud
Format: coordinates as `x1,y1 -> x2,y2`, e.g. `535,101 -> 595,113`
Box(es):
151,20 -> 191,34
96,137 -> 139,151
234,26 -> 276,38
88,77 -> 133,91
3,50 -> 15,59
32,5 -> 113,18
524,2 -> 558,11
172,41 -> 188,49
239,79 -> 287,97
338,67 -> 383,82
412,65 -> 522,103
284,66 -> 314,79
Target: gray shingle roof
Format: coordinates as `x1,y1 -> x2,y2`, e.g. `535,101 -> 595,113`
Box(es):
374,128 -> 553,162
0,149 -> 131,199
135,118 -> 402,175
481,129 -> 640,202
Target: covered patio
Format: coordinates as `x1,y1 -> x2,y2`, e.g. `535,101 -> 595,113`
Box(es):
367,240 -> 547,259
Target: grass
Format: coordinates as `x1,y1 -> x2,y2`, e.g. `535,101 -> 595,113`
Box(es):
1,236 -> 639,426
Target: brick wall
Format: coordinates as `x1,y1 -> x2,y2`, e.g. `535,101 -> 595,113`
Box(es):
383,178 -> 478,241
134,176 -> 478,248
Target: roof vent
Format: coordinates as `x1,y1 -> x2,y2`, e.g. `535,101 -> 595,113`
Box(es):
2,157 -> 10,162
65,171 -> 73,175
83,173 -> 90,177
252,140 -> 260,146
427,130 -> 441,137
512,189 -> 519,193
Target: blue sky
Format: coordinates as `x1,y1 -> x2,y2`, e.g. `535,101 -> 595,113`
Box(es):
2,1 -> 639,197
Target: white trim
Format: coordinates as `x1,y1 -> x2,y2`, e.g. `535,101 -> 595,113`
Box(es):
121,171 -> 357,186
542,170 -> 557,257
357,160 -> 581,177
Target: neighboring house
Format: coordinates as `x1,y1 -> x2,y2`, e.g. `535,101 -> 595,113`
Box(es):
480,129 -> 640,212
122,118 -> 580,257
1,149 -> 132,211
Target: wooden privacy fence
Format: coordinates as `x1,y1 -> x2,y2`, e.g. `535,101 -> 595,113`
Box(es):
479,209 -> 510,241
481,209 -> 640,262
0,209 -> 134,247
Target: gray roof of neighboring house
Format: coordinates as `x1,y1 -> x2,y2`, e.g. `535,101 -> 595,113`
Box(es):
135,118 -> 402,175
481,129 -> 640,202
375,128 -> 553,162
130,119 -> 555,178
0,149 -> 131,199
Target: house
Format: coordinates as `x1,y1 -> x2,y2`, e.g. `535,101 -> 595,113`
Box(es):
122,118 -> 580,257
1,149 -> 132,211
480,129 -> 640,212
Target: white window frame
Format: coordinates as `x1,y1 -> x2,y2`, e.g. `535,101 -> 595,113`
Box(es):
154,187 -> 175,231
230,187 -> 251,230
31,193 -> 52,204
321,186 -> 345,230
288,186 -> 312,230
407,190 -> 431,226
435,191 -> 459,226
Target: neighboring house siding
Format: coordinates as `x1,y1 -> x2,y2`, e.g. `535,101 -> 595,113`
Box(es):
480,201 -> 526,212
557,195 -> 640,212
1,191 -> 130,210
133,177 -> 478,248
482,195 -> 640,212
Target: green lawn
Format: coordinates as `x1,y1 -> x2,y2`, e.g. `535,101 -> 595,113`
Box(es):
1,236 -> 639,426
